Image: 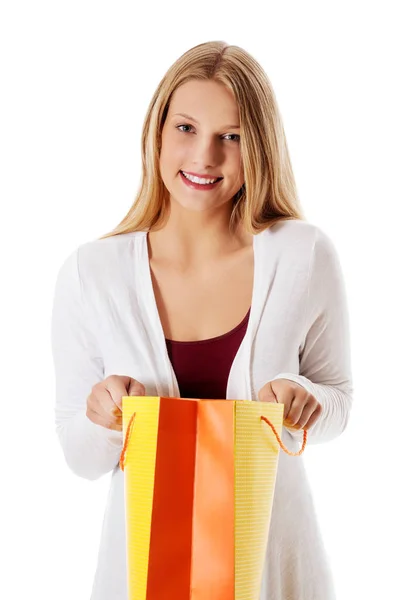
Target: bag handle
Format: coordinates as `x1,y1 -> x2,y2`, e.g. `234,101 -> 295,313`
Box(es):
120,411 -> 136,471
120,410 -> 308,470
260,415 -> 307,456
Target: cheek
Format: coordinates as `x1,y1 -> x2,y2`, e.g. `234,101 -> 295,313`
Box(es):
159,146 -> 174,179
160,134 -> 187,173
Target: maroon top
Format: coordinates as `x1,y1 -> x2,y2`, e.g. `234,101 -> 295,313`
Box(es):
165,307 -> 251,400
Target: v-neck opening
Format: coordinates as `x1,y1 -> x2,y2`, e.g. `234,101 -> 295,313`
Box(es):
136,228 -> 266,399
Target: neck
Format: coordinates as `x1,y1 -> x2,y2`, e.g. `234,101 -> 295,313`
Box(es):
148,203 -> 252,269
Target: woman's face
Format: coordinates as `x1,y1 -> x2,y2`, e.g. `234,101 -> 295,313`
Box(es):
159,79 -> 244,214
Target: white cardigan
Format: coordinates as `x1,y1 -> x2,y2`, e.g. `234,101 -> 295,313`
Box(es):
50,218 -> 353,600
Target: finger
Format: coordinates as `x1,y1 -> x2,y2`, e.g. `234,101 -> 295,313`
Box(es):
86,405 -> 122,431
87,389 -> 122,435
115,375 -> 140,393
127,379 -> 146,397
113,376 -> 146,398
285,399 -> 311,429
284,394 -> 309,427
295,402 -> 318,429
258,383 -> 277,403
286,398 -> 321,430
275,386 -> 297,420
104,375 -> 133,410
303,404 -> 322,431
90,383 -> 122,417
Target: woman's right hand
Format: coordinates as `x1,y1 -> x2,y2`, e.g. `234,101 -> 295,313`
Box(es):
86,375 -> 146,432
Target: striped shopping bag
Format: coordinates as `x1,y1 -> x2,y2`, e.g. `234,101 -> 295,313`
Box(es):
119,396 -> 307,600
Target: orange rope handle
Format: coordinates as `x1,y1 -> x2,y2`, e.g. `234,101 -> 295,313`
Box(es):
260,415 -> 307,456
119,411 -> 136,471
119,411 -> 306,470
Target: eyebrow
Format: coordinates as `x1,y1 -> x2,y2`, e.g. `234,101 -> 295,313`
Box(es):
172,113 -> 240,130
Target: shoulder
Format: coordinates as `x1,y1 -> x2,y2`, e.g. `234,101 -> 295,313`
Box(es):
258,218 -> 334,258
76,231 -> 145,279
266,218 -> 332,245
267,220 -> 344,286
78,230 -> 145,256
255,220 -> 341,281
55,231 -> 146,289
264,219 -> 336,258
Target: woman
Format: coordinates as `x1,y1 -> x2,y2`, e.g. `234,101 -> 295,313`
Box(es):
51,41 -> 353,600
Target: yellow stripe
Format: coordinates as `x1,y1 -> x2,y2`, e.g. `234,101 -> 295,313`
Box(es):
234,401 -> 284,599
122,396 -> 161,600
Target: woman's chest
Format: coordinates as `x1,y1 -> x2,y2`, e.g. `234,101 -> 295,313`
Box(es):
87,239 -> 306,391
148,249 -> 254,342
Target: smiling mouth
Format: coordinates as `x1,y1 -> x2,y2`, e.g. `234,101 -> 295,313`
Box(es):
180,170 -> 224,184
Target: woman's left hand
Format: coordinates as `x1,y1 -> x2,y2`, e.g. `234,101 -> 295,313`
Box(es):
258,378 -> 322,431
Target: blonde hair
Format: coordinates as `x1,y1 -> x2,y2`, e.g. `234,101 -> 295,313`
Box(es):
99,41 -> 305,240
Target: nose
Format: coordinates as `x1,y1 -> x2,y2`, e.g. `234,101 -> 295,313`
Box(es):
190,135 -> 223,169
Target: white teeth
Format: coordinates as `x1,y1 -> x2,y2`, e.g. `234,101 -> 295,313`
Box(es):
182,171 -> 220,185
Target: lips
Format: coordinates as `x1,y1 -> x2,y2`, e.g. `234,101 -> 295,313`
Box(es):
180,170 -> 223,182
179,170 -> 223,191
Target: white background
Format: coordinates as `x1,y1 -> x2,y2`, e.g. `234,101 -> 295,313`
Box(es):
1,1 -> 399,599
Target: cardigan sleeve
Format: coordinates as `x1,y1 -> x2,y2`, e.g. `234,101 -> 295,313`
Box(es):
271,226 -> 354,444
50,247 -> 123,480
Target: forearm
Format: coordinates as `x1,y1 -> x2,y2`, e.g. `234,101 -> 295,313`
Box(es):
56,408 -> 123,480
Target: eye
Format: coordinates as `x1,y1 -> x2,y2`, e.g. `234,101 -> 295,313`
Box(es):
176,124 -> 240,142
223,133 -> 241,142
176,124 -> 194,133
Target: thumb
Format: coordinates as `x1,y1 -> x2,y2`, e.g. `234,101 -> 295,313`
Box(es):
127,378 -> 146,397
258,381 -> 278,403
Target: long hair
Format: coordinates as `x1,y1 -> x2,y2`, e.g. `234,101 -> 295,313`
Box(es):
99,41 -> 305,240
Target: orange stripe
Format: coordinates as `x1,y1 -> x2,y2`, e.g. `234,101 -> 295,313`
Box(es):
191,400 -> 235,599
146,397 -> 198,599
